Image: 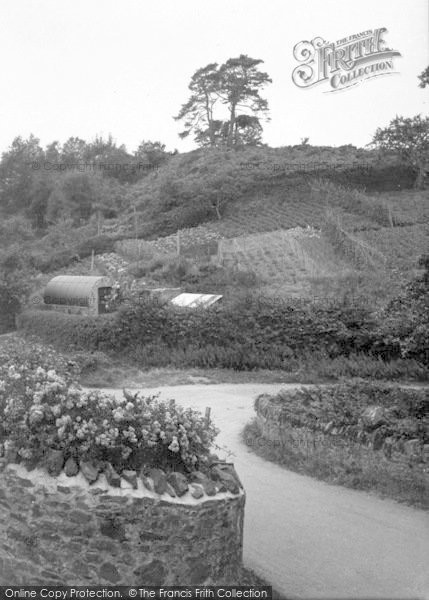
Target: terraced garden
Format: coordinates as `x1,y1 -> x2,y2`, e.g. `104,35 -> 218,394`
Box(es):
65,184 -> 428,303
358,223 -> 429,272
373,191 -> 429,225
219,228 -> 349,297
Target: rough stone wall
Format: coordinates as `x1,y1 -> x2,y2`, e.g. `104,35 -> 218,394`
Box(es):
254,398 -> 429,469
0,465 -> 245,585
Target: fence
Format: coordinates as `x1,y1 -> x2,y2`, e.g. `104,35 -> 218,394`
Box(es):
115,230 -> 221,263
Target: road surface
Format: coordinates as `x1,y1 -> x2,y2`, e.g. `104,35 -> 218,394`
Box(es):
103,384 -> 428,600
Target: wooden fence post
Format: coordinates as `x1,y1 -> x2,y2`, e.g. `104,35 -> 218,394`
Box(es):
217,239 -> 223,265
388,205 -> 394,228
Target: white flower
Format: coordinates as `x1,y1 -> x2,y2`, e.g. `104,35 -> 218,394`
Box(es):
168,441 -> 180,453
29,406 -> 44,425
51,404 -> 61,417
32,391 -> 44,404
113,408 -> 125,422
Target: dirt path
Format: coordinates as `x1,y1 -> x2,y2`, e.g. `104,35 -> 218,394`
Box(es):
103,384 -> 428,599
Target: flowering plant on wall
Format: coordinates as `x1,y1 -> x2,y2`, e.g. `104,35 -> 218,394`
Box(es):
0,346 -> 218,474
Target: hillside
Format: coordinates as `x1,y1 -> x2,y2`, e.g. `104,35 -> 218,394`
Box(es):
0,143 -> 426,333
26,185 -> 427,305
119,145 -> 416,237
108,161 -> 427,302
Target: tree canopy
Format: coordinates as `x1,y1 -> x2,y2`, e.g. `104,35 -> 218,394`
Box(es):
0,135 -> 172,230
372,115 -> 429,189
175,55 -> 272,148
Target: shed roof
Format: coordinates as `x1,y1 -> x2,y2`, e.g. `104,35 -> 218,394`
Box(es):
170,293 -> 223,308
43,275 -> 112,303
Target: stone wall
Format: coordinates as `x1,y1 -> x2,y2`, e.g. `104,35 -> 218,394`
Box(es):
0,463 -> 245,586
254,395 -> 429,469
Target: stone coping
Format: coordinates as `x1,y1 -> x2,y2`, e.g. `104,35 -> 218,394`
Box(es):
5,463 -> 244,505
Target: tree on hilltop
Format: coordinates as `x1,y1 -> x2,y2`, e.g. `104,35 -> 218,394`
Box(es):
174,63 -> 221,147
175,55 -> 272,148
217,55 -> 271,148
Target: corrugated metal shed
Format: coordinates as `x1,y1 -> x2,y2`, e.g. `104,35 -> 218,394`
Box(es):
43,275 -> 113,315
171,293 -> 223,308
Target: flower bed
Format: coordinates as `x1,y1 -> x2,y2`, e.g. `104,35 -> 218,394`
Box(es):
0,338 -> 245,584
0,339 -> 242,496
254,381 -> 428,450
248,381 -> 428,506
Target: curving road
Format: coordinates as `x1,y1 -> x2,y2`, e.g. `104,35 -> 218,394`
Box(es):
104,383 -> 429,600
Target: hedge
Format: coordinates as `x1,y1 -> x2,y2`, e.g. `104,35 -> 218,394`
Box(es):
17,310 -> 117,351
18,296 -> 380,359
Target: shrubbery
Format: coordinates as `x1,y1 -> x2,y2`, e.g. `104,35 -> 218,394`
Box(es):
254,381 -> 428,441
18,295 -> 379,361
375,254 -> 429,365
29,248 -> 80,273
246,380 -> 428,507
17,311 -> 117,351
17,255 -> 428,375
0,338 -> 218,474
0,281 -> 22,333
23,233 -> 117,274
76,235 -> 116,258
0,336 -> 80,378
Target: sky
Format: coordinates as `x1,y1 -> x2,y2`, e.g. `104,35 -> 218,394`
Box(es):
0,0 -> 427,155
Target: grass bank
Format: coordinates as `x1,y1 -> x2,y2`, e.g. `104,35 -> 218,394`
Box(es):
242,420 -> 428,509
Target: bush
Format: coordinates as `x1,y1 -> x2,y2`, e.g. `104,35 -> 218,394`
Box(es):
254,381 -> 428,438
0,352 -> 218,474
30,248 -> 80,273
305,352 -> 428,381
18,285 -> 428,375
375,254 -> 429,365
17,310 -> 116,351
0,266 -> 35,333
76,235 -> 116,258
18,295 -> 380,363
0,336 -> 80,380
0,283 -> 21,333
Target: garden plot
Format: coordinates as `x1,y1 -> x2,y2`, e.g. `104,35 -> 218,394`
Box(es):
358,223 -> 429,272
208,197 -> 328,237
374,190 -> 429,225
219,227 -> 348,296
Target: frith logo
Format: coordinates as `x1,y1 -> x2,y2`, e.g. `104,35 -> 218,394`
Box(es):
292,28 -> 401,92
